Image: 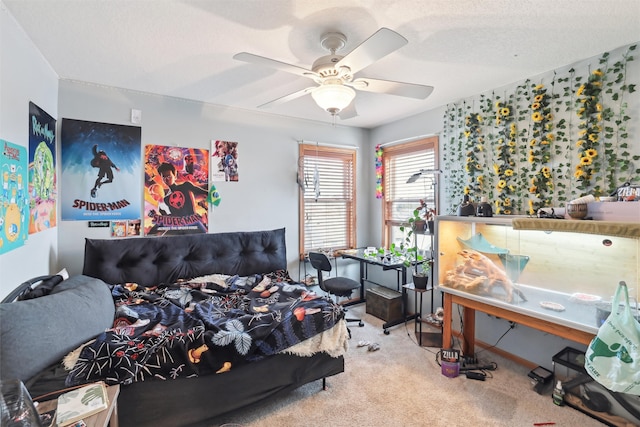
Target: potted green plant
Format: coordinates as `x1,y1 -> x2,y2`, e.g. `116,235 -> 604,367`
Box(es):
399,208 -> 432,289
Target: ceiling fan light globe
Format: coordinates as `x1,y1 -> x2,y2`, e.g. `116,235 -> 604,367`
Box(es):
311,84 -> 356,115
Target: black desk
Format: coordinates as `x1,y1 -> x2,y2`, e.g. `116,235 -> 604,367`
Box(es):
339,249 -> 413,332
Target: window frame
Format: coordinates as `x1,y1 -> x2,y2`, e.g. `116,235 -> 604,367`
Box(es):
298,143 -> 357,259
382,136 -> 439,248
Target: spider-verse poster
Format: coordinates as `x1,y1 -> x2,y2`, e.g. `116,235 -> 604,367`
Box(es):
28,102 -> 57,233
60,119 -> 141,221
144,145 -> 209,236
0,140 -> 28,254
211,140 -> 238,182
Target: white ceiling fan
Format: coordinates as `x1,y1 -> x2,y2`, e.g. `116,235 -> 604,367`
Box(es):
233,28 -> 434,120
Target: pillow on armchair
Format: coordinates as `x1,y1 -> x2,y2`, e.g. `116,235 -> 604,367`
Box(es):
0,275 -> 115,382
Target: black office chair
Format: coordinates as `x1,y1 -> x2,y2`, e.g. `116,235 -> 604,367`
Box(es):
308,252 -> 364,334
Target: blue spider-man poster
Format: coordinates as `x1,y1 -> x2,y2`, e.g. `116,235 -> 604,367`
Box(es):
28,102 -> 57,234
0,140 -> 28,254
60,119 -> 141,221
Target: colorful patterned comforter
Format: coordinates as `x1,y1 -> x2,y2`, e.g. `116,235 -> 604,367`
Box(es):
65,271 -> 346,386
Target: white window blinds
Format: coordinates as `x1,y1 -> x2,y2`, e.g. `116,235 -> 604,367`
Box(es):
383,136 -> 438,246
299,144 -> 356,256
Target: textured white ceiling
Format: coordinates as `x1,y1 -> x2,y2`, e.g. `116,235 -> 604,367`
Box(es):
4,0 -> 640,128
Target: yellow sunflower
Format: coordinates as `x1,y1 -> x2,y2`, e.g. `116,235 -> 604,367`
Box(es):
532,112 -> 543,122
497,180 -> 507,189
593,69 -> 603,76
530,139 -> 537,146
580,156 -> 592,165
532,102 -> 541,110
577,84 -> 585,96
588,133 -> 599,142
586,148 -> 598,157
529,185 -> 537,193
505,169 -> 514,177
501,107 -> 510,116
534,94 -> 544,102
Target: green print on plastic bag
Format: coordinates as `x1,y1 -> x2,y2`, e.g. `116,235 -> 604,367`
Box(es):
587,335 -> 633,364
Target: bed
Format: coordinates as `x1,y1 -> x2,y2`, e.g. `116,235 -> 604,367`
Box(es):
1,228 -> 347,427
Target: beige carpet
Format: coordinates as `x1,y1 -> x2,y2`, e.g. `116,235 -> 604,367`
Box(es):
209,304 -> 604,427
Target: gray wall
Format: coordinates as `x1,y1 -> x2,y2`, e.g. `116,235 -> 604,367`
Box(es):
56,80 -> 372,280
0,6 -> 59,295
1,1 -> 604,370
370,109 -> 588,370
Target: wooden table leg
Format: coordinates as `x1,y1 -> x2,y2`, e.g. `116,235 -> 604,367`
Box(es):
462,305 -> 475,356
442,292 -> 453,349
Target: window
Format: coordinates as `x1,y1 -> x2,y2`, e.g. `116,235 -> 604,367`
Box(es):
299,144 -> 356,258
382,136 -> 438,249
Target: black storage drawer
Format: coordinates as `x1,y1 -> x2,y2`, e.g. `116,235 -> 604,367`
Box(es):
366,286 -> 402,322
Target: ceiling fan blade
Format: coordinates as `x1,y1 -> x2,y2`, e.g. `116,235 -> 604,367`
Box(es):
335,28 -> 407,75
338,102 -> 358,120
233,52 -> 319,80
257,87 -> 316,109
350,77 -> 434,99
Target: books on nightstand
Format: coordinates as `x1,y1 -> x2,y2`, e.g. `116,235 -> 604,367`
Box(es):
56,382 -> 109,427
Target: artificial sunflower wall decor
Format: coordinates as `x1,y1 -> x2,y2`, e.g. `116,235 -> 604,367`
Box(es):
493,99 -> 517,214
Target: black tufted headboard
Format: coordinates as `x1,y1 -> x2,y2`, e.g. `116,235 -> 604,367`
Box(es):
83,228 -> 287,286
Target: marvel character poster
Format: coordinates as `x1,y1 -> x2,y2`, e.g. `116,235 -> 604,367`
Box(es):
1,140 -> 28,254
144,145 -> 209,236
211,140 -> 238,182
28,102 -> 57,233
60,119 -> 141,221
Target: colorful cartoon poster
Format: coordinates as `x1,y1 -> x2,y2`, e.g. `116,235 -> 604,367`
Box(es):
60,119 -> 141,221
1,140 -> 29,254
144,145 -> 209,236
211,140 -> 238,182
28,102 -> 57,233
111,220 -> 127,237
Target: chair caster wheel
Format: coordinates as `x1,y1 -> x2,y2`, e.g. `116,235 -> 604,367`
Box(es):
358,321 -> 364,327
384,329 -> 390,335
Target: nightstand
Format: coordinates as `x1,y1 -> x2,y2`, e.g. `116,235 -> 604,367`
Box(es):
36,384 -> 120,427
